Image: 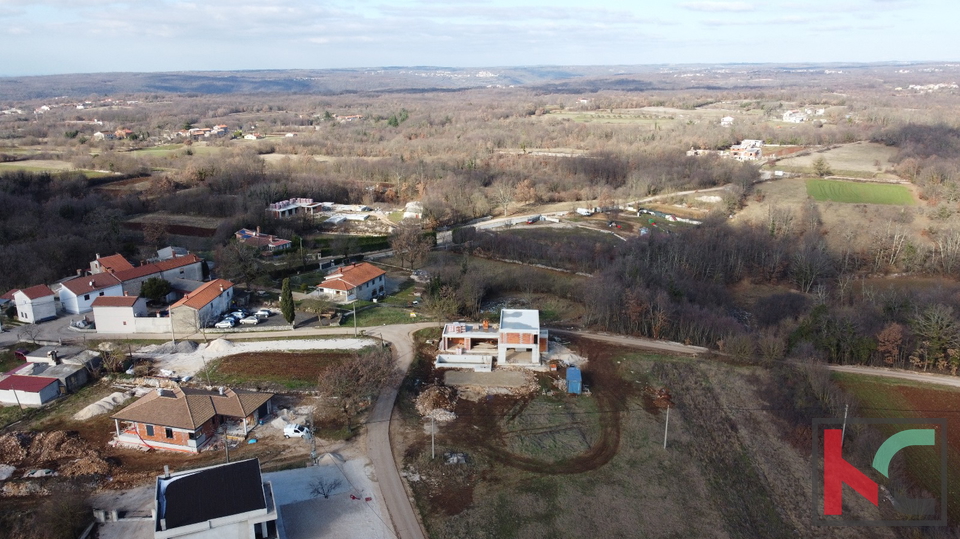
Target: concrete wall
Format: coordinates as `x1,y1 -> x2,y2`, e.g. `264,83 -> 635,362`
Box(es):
134,317 -> 173,334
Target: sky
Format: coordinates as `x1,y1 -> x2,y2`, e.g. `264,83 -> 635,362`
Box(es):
0,0 -> 954,76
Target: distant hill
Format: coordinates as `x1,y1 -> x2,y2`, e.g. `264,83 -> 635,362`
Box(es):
0,62 -> 947,100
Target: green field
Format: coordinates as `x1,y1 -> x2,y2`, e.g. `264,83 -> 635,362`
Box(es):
805,179 -> 915,205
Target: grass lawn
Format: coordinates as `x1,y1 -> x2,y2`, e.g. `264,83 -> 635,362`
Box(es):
805,179 -> 915,205
352,303 -> 428,326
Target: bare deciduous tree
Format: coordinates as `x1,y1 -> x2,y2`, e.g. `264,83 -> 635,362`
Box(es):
317,347 -> 396,427
310,476 -> 344,499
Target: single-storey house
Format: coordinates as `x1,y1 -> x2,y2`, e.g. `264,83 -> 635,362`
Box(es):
11,285 -> 58,323
0,375 -> 60,407
316,263 -> 386,302
170,279 -> 234,333
92,295 -> 149,334
59,273 -> 123,314
6,361 -> 91,395
235,228 -> 292,253
111,386 -> 273,453
154,458 -> 278,539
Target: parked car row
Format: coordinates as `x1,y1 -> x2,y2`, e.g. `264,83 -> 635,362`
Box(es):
213,308 -> 273,329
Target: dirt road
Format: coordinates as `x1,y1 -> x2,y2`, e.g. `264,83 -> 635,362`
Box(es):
550,328 -> 708,356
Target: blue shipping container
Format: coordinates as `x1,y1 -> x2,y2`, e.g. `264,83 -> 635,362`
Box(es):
566,367 -> 582,395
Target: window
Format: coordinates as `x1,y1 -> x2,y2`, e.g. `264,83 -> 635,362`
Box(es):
83,294 -> 90,301
99,291 -> 105,296
145,425 -> 154,436
165,428 -> 174,439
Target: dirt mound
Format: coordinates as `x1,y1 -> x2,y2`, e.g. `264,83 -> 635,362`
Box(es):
415,385 -> 458,421
0,433 -> 29,464
59,455 -> 111,477
0,431 -> 114,480
139,340 -> 199,354
28,431 -> 90,463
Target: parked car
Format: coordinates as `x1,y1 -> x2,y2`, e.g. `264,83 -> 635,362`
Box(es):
255,308 -> 272,319
284,424 -> 311,439
215,318 -> 236,329
230,309 -> 250,319
526,215 -> 541,224
239,316 -> 260,325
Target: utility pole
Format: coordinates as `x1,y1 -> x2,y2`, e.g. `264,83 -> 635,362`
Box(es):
353,302 -> 357,337
431,416 -> 436,459
840,403 -> 849,449
663,405 -> 670,450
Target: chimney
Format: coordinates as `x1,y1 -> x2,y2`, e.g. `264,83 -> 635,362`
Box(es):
156,388 -> 163,396
89,280 -> 94,287
123,291 -> 128,296
219,285 -> 224,293
256,226 -> 261,236
163,465 -> 170,478
95,253 -> 101,259
218,387 -> 225,395
76,269 -> 82,276
51,350 -> 59,364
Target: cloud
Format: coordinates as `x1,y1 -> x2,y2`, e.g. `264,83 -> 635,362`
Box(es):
679,1 -> 752,12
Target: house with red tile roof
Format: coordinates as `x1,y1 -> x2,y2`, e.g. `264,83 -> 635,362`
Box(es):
90,253 -> 135,274
59,273 -> 123,314
170,279 -> 234,333
112,254 -> 204,297
0,374 -> 60,406
12,285 -> 57,323
316,262 -> 386,302
110,386 -> 273,453
235,228 -> 292,253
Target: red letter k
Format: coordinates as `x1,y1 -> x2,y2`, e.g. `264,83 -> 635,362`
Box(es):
823,429 -> 878,515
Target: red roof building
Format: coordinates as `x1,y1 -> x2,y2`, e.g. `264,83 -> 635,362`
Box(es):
317,263 -> 386,302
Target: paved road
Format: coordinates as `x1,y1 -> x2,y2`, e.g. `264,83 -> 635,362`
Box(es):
828,365 -> 960,389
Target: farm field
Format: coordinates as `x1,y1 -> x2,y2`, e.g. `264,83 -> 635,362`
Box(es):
805,179 -> 915,205
398,336 -> 883,538
0,159 -> 112,178
773,142 -> 899,177
835,373 -> 960,523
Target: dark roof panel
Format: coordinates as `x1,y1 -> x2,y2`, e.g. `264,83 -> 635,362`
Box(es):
157,459 -> 266,530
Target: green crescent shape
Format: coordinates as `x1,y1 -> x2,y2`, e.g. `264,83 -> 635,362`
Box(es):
872,429 -> 936,478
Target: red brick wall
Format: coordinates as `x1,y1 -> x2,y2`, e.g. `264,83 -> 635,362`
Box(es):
135,423 -> 192,447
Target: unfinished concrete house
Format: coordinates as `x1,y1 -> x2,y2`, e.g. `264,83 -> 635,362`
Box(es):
435,309 -> 548,371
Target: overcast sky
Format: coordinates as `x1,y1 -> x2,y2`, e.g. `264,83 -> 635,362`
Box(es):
0,0 -> 953,76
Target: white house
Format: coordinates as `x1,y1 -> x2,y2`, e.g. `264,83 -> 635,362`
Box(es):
782,110 -> 806,123
170,279 -> 234,333
316,263 -> 386,302
12,285 -> 58,323
153,458 -> 278,539
92,296 -> 149,334
59,273 -> 123,314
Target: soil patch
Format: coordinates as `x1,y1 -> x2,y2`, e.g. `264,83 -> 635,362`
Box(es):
209,350 -> 348,389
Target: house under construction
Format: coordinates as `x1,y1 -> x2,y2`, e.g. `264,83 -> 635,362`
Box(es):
436,309 -> 549,372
